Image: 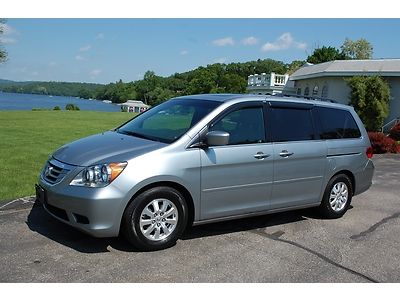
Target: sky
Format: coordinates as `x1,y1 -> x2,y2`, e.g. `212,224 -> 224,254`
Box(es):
1,18 -> 400,84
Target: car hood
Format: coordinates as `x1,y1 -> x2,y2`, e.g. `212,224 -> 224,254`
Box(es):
53,131 -> 167,166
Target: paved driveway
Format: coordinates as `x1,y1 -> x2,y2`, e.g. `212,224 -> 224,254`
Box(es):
0,155 -> 399,282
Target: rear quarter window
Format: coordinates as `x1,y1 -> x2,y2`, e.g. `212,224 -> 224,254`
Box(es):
317,107 -> 361,139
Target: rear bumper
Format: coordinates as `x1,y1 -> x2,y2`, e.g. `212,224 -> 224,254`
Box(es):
38,177 -> 128,238
354,159 -> 375,196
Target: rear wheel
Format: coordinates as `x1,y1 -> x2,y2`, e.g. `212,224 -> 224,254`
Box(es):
122,186 -> 188,251
319,174 -> 353,218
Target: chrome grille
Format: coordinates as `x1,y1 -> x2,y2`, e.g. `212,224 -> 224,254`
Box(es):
42,159 -> 73,184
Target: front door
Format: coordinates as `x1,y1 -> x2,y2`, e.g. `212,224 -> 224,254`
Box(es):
200,104 -> 273,220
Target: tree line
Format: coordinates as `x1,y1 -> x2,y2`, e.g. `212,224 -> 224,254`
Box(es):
0,81 -> 104,98
0,59 -> 302,105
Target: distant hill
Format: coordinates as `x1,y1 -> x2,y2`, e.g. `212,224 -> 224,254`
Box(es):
0,79 -> 17,85
0,80 -> 105,98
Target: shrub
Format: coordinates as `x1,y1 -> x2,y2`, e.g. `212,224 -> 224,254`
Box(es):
347,76 -> 390,131
389,123 -> 400,141
53,106 -> 61,110
65,103 -> 80,111
32,108 -> 50,111
368,132 -> 399,154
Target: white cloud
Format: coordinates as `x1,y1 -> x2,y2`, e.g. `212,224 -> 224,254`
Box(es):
75,55 -> 86,61
180,50 -> 188,55
213,57 -> 227,64
89,69 -> 102,77
79,45 -> 92,52
1,37 -> 17,44
242,36 -> 259,46
96,33 -> 104,40
0,24 -> 18,44
212,37 -> 234,47
48,62 -> 57,67
261,32 -> 307,52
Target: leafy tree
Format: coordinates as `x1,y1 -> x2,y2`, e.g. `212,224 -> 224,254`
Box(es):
65,103 -> 80,111
186,68 -> 218,94
135,71 -> 162,104
286,60 -> 306,74
307,46 -> 345,64
220,74 -> 247,93
347,76 -> 390,131
341,38 -> 373,60
78,88 -> 93,99
147,87 -> 175,106
0,19 -> 7,63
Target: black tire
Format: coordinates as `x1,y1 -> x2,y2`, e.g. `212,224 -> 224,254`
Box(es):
121,186 -> 188,251
319,174 -> 353,219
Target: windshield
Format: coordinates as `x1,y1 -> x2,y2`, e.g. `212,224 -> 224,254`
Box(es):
117,98 -> 221,144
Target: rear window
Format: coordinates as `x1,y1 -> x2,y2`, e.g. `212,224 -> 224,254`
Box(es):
270,107 -> 315,142
317,107 -> 361,139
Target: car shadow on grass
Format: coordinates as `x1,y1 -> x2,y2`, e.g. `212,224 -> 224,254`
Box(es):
26,199 -> 346,253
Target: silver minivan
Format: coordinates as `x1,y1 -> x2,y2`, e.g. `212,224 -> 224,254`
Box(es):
36,94 -> 375,251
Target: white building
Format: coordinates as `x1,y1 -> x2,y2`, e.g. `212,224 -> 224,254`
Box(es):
247,59 -> 400,128
247,72 -> 294,95
119,100 -> 150,113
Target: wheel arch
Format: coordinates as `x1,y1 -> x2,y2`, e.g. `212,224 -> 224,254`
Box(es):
332,170 -> 355,195
122,181 -> 195,230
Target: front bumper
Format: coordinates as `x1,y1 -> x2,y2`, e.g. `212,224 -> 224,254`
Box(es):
38,175 -> 129,238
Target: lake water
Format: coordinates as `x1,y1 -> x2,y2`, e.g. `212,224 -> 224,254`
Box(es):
0,92 -> 121,112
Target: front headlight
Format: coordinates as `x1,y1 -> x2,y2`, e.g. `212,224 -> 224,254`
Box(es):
70,162 -> 127,187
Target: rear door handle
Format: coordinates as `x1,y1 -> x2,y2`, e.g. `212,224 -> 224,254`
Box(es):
254,152 -> 270,160
279,150 -> 294,157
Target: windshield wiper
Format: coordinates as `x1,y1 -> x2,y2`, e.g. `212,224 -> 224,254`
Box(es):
117,129 -> 160,142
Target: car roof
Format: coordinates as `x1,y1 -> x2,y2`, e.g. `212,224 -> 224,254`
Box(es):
173,93 -> 251,102
173,93 -> 351,109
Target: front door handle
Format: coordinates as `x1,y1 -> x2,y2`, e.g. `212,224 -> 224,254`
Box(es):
279,150 -> 294,157
254,152 -> 270,160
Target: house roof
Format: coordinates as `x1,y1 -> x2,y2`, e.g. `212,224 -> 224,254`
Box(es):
290,59 -> 400,80
119,100 -> 149,107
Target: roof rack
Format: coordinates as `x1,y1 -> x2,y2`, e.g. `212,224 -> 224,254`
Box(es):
274,93 -> 338,104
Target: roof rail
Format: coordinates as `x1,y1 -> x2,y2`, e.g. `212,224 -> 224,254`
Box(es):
274,93 -> 338,103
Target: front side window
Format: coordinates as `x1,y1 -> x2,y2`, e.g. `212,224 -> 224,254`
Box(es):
318,107 -> 361,139
270,107 -> 315,142
118,99 -> 221,143
210,107 -> 266,145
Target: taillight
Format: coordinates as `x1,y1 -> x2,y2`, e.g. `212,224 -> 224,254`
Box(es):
366,146 -> 374,159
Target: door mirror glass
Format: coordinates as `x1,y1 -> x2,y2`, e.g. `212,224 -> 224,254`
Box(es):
206,131 -> 230,146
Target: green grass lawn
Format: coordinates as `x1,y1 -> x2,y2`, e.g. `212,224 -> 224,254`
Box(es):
0,111 -> 133,202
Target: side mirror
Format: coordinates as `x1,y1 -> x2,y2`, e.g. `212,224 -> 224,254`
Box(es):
205,131 -> 230,146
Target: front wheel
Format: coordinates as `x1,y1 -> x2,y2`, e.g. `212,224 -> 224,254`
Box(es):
319,174 -> 353,218
121,186 -> 188,251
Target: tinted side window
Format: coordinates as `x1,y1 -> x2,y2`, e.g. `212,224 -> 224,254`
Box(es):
210,107 -> 265,145
318,107 -> 361,139
271,108 -> 315,142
